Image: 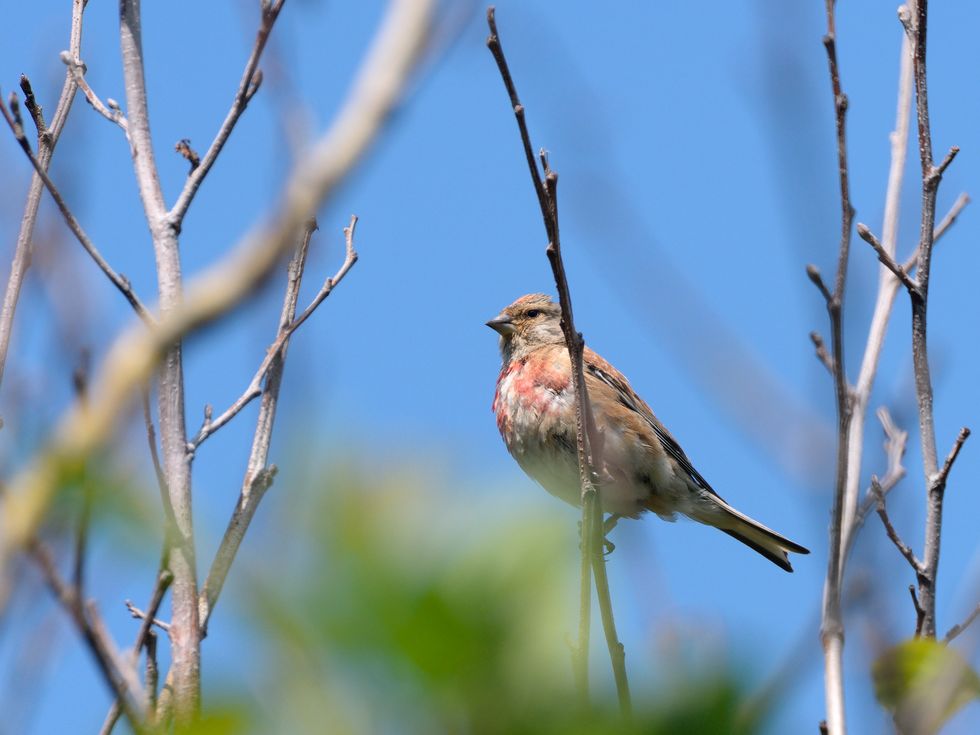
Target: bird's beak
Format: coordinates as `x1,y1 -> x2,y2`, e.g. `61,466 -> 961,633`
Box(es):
486,313 -> 515,336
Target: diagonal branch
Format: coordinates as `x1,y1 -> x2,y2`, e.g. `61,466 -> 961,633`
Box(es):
856,223 -> 918,293
169,0 -> 286,228
944,602 -> 980,643
0,95 -> 152,322
188,217 -> 358,452
59,51 -> 132,148
0,0 -> 86,395
871,476 -> 922,572
28,540 -> 147,730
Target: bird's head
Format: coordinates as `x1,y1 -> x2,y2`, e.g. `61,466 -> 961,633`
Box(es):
486,293 -> 564,361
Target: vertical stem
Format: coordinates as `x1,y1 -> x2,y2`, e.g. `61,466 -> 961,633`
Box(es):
818,2 -> 855,733
119,0 -> 199,721
906,0 -> 947,639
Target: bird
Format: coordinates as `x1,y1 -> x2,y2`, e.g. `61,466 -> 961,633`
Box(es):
487,293 -> 809,572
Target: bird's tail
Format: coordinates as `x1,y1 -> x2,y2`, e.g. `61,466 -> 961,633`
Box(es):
707,502 -> 810,573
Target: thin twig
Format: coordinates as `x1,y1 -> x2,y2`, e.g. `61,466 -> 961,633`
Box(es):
28,540 -> 147,729
871,476 -> 921,572
810,331 -> 835,375
188,217 -> 358,452
59,51 -> 132,147
168,0 -> 286,228
909,584 -> 926,637
818,1 -> 857,732
126,600 -> 171,633
848,407 -> 907,550
902,192 -> 970,273
944,602 -> 980,643
855,223 -> 918,293
0,96 -> 152,322
935,427 -> 970,490
99,568 -> 173,735
486,6 -> 630,717
0,0 -> 86,394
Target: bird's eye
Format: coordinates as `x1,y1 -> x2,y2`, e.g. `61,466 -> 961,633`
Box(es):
526,309 -> 541,318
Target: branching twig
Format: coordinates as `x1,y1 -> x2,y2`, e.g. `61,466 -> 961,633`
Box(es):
0,0 -> 432,612
810,331 -> 835,375
59,51 -> 132,147
905,0 -> 961,640
0,0 -> 86,394
168,0 -> 286,228
855,223 -> 918,293
0,95 -> 152,322
935,427 -> 970,491
126,600 -> 171,633
188,217 -> 358,452
847,407 -> 907,550
871,476 -> 921,572
486,6 -> 630,717
28,540 -> 147,729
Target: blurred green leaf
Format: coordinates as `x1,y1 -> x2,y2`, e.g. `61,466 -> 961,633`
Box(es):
872,637 -> 980,734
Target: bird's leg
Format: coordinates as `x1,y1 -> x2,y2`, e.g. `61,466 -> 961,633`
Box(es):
602,514 -> 622,556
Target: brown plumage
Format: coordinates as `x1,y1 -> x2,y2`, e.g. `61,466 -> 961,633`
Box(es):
488,293 -> 809,572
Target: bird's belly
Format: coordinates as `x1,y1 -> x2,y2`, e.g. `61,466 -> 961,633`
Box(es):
496,379 -> 653,516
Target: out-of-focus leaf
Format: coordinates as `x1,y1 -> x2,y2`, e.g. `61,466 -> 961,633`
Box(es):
872,637 -> 980,734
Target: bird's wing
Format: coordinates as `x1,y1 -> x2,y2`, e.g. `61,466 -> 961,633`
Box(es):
583,347 -> 721,499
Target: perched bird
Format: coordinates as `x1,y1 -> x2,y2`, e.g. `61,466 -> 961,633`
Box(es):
487,293 -> 809,572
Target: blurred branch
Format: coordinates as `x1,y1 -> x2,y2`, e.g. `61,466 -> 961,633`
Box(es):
188,217 -> 358,453
909,584 -> 926,637
845,407 -> 907,558
0,95 -> 152,321
169,0 -> 285,228
485,6 -> 630,718
0,0 -> 431,617
0,0 -> 85,395
100,568 -> 173,735
944,602 -> 980,643
815,1 -> 856,732
28,540 -> 147,730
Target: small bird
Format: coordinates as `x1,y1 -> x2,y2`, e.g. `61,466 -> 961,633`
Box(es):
487,293 -> 809,572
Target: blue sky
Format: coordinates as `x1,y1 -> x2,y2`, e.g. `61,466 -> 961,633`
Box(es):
2,1 -> 979,732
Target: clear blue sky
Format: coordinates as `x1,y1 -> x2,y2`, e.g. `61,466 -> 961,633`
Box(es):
2,1 -> 979,732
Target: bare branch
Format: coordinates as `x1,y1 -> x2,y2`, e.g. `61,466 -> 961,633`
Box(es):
59,51 -> 132,147
0,96 -> 152,322
902,192 -> 970,273
168,0 -> 286,227
174,139 -> 200,174
126,599 -> 171,634
810,331 -> 835,375
934,427 -> 970,491
856,223 -> 918,293
0,0 -> 86,393
197,217 -> 351,629
0,0 -> 432,627
486,6 -> 630,717
906,0 -> 960,639
806,264 -> 833,303
871,476 -> 922,572
850,407 -> 908,542
944,602 -> 980,643
100,568 -> 173,735
28,540 -> 147,728
909,584 -> 926,637
18,75 -> 46,136
818,2 -> 858,732
188,217 -> 358,451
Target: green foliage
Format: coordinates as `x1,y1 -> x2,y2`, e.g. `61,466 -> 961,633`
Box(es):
872,637 -> 980,734
203,460 -> 771,734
